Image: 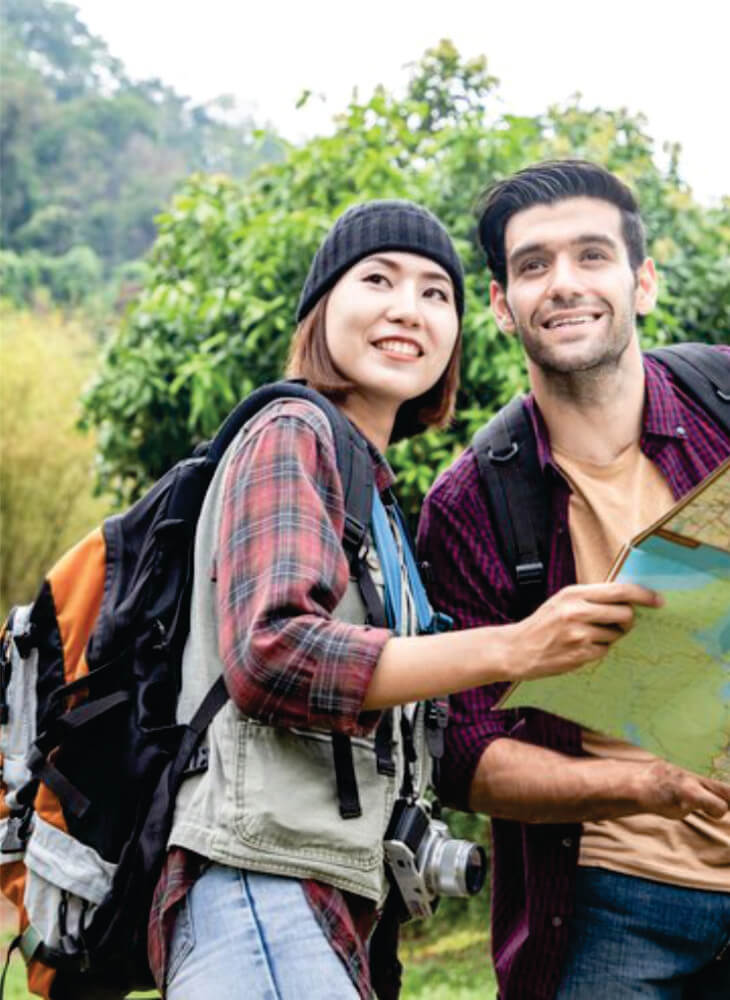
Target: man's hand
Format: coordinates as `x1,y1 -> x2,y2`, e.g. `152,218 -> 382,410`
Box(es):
469,738 -> 730,823
631,758 -> 730,820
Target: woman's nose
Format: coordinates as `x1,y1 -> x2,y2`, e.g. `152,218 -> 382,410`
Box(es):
385,283 -> 422,325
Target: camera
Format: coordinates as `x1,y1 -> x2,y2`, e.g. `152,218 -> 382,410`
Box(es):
383,798 -> 487,919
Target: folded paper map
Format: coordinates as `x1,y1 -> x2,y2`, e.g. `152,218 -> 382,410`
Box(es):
499,457 -> 730,780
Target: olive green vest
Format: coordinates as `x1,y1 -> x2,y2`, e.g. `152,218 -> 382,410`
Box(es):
169,404 -> 429,905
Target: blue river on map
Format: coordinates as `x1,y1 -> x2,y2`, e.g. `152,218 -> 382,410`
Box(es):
618,535 -> 730,589
618,536 -> 730,660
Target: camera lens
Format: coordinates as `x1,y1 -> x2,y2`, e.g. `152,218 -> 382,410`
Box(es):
423,835 -> 487,897
464,844 -> 487,895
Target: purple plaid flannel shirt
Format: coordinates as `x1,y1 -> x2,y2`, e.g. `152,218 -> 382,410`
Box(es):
417,348 -> 730,1000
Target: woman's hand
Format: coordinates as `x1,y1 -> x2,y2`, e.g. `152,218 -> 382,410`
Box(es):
364,583 -> 664,710
511,582 -> 664,680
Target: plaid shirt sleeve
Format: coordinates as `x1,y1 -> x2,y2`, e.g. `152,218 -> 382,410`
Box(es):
217,400 -> 392,736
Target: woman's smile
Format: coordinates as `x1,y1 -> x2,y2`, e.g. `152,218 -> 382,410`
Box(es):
370,335 -> 424,360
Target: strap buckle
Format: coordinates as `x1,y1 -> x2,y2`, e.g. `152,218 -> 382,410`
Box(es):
425,698 -> 449,760
343,513 -> 368,562
182,743 -> 209,777
1,807 -> 33,853
421,611 -> 453,635
12,626 -> 35,660
487,442 -> 519,464
516,561 -> 545,587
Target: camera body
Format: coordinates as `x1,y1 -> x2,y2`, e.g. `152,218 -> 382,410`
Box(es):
383,798 -> 486,919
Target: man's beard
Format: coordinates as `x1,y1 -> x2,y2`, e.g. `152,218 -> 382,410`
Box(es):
516,313 -> 634,377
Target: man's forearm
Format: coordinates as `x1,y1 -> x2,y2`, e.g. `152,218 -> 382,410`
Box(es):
468,737 -> 730,823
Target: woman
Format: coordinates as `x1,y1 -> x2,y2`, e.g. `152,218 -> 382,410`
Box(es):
150,200 -> 660,999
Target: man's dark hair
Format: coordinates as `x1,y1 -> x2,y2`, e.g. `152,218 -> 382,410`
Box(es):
477,159 -> 646,286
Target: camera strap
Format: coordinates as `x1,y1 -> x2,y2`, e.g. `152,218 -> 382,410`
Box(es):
371,490 -> 429,800
331,477 -> 448,818
370,490 -> 433,635
372,489 -> 453,794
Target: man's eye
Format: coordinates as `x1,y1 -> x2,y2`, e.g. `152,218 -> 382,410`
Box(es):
520,259 -> 546,274
582,249 -> 607,261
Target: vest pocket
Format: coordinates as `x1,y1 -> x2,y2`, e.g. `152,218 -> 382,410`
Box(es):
234,719 -> 395,871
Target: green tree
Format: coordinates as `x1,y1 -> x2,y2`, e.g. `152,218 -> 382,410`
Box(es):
82,41 -> 730,514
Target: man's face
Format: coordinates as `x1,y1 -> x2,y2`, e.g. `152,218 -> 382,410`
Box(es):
490,196 -> 657,375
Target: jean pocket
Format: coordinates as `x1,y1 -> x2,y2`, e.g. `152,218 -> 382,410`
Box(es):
166,892 -> 195,987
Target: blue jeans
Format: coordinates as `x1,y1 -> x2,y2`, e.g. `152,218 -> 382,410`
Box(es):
555,867 -> 730,999
165,863 -> 360,999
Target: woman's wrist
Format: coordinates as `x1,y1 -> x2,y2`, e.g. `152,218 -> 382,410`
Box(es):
475,621 -> 522,685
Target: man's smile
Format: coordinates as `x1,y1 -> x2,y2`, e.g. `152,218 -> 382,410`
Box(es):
540,309 -> 607,332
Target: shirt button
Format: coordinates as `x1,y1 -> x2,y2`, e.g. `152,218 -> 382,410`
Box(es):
561,837 -> 573,848
675,425 -> 686,437
551,916 -> 563,928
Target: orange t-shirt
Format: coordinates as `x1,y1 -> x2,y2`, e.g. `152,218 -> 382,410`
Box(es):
554,443 -> 730,892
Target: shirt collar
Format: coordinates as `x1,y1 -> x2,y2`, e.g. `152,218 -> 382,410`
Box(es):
523,395 -> 560,473
641,353 -> 690,439
524,351 -> 689,471
371,444 -> 396,493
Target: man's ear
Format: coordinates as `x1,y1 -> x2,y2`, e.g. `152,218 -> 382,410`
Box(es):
635,258 -> 658,316
490,280 -> 516,333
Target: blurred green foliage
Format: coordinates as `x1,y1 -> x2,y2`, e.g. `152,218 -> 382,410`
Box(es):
0,307 -> 111,616
81,40 -> 729,513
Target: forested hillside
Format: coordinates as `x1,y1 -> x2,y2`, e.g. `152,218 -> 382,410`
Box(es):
0,0 -> 282,304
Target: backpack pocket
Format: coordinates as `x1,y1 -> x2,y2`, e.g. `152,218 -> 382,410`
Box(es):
23,813 -> 117,951
0,605 -> 38,799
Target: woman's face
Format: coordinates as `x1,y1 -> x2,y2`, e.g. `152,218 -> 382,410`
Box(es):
324,251 -> 459,418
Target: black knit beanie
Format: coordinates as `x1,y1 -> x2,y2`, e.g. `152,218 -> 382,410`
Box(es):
296,200 -> 464,321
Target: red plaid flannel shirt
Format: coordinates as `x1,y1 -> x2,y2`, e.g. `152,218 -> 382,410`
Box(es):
148,400 -> 395,998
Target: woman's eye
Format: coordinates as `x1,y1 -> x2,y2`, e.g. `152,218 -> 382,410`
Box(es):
424,286 -> 449,302
363,272 -> 388,286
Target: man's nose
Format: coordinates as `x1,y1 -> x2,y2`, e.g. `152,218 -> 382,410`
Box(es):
546,255 -> 584,300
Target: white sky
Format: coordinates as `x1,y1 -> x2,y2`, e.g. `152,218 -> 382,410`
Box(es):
73,0 -> 729,205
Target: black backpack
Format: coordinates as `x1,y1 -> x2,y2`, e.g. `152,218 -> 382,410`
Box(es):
472,343 -> 730,617
0,381 -> 385,999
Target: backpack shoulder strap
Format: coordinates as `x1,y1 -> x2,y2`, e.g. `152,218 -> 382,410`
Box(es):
646,343 -> 730,434
472,395 -> 550,615
207,380 -> 373,561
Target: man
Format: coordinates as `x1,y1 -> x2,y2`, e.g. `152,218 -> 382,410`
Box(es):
418,160 -> 730,999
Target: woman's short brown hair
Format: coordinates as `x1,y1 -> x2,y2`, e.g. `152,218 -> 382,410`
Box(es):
285,292 -> 462,443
